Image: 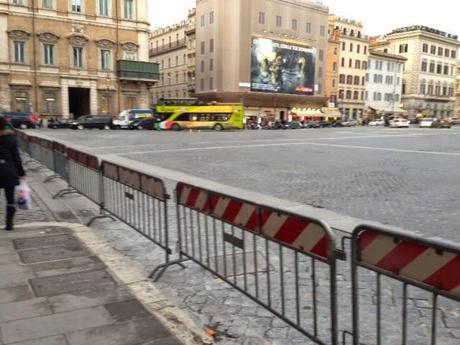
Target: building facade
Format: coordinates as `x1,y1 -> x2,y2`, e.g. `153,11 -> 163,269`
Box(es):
330,16 -> 369,120
365,50 -> 405,116
456,60 -> 460,117
0,0 -> 158,119
325,20 -> 340,107
193,0 -> 329,120
375,26 -> 459,118
149,15 -> 192,103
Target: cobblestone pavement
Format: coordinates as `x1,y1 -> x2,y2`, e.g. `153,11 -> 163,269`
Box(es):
20,128 -> 460,344
21,158 -> 460,345
34,127 -> 460,241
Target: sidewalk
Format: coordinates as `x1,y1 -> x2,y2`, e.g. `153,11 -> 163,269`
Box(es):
0,222 -> 184,345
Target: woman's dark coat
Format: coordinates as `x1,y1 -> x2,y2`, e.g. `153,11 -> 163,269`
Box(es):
0,130 -> 25,188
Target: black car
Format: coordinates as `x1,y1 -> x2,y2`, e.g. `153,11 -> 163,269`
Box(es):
0,112 -> 33,129
128,118 -> 156,130
48,119 -> 72,129
71,115 -> 114,130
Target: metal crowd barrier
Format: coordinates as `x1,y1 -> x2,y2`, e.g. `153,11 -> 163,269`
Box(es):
154,182 -> 339,345
101,161 -> 172,265
351,225 -> 460,345
52,141 -> 69,183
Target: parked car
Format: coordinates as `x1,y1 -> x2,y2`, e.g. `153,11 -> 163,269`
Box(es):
431,119 -> 451,128
288,121 -> 302,129
369,119 -> 384,126
128,117 -> 156,130
48,119 -> 72,129
447,118 -> 460,126
0,112 -> 34,129
319,120 -> 332,128
342,120 -> 357,127
71,115 -> 114,130
419,118 -> 435,128
390,118 -> 410,128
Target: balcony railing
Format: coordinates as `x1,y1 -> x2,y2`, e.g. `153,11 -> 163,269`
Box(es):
149,39 -> 187,57
117,60 -> 159,81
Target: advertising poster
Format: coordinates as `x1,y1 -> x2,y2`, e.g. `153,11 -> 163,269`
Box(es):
251,38 -> 316,95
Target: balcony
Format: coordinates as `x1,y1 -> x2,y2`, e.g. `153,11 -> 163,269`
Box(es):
117,60 -> 159,82
149,39 -> 187,57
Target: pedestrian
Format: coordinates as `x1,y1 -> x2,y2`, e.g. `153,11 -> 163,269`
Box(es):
4,115 -> 14,130
0,117 -> 26,231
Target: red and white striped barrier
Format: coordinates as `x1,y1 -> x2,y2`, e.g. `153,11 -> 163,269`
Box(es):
176,183 -> 333,261
355,227 -> 460,300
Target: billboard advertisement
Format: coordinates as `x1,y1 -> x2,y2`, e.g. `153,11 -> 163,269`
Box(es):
251,38 -> 316,95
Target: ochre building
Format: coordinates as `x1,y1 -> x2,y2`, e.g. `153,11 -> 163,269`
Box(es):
0,0 -> 158,119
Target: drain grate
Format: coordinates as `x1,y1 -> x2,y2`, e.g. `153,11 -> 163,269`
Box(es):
19,244 -> 90,264
14,234 -> 79,250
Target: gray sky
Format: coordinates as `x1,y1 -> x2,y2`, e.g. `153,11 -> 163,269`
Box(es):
149,0 -> 459,37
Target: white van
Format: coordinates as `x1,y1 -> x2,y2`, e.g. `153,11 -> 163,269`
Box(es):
113,109 -> 154,128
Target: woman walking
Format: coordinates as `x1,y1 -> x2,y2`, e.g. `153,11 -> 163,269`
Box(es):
0,117 -> 25,230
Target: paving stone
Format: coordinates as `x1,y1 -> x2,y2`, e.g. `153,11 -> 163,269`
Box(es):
0,263 -> 32,277
104,299 -> 151,322
0,254 -> 19,265
49,285 -> 134,313
0,285 -> 32,304
13,234 -> 79,250
0,241 -> 14,255
0,298 -> 52,322
18,244 -> 90,264
29,269 -> 116,297
32,256 -> 106,278
65,316 -> 172,345
5,335 -> 68,345
1,306 -> 114,343
0,271 -> 31,289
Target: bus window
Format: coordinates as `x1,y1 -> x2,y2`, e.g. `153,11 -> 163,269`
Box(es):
176,113 -> 190,121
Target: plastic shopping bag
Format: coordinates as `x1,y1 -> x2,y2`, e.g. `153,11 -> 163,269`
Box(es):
16,181 -> 32,210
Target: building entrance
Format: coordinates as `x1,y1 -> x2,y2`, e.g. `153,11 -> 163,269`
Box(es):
69,87 -> 90,119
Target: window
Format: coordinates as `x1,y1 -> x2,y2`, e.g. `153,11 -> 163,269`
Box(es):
318,67 -> 323,78
421,60 -> 427,72
333,62 -> 337,71
14,41 -> 25,63
125,52 -> 136,60
276,15 -> 282,27
346,90 -> 351,99
209,77 -> 213,90
200,60 -> 204,72
451,50 -> 456,59
200,15 -> 205,27
436,64 -> 442,74
124,0 -> 133,19
444,49 -> 450,58
365,73 -> 369,82
385,76 -> 393,84
175,56 -> 178,66
349,43 -> 353,52
13,0 -> 24,4
210,58 -> 213,71
430,45 -> 436,54
361,76 -> 365,86
200,79 -> 204,91
364,46 -> 367,55
306,22 -> 311,33
43,0 -> 52,9
429,62 -> 435,73
258,12 -> 265,25
399,44 -> 408,53
200,41 -> 205,55
444,65 -> 449,75
71,0 -> 82,12
348,59 -> 352,67
362,61 -> 367,70
354,76 -> 360,85
437,47 -> 443,56
346,75 -> 353,84
420,83 -> 426,94
73,47 -> 83,68
318,49 -> 324,62
357,44 -> 360,54
422,43 -> 428,53
341,57 -> 345,67
99,0 -> 108,16
320,25 -> 325,36
339,89 -> 344,99
334,47 -> 338,55
339,74 -> 345,83
355,60 -> 360,69
291,19 -> 297,31
209,38 -> 214,53
353,91 -> 359,100
100,49 -> 111,70
43,44 -> 54,65
209,11 -> 214,24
